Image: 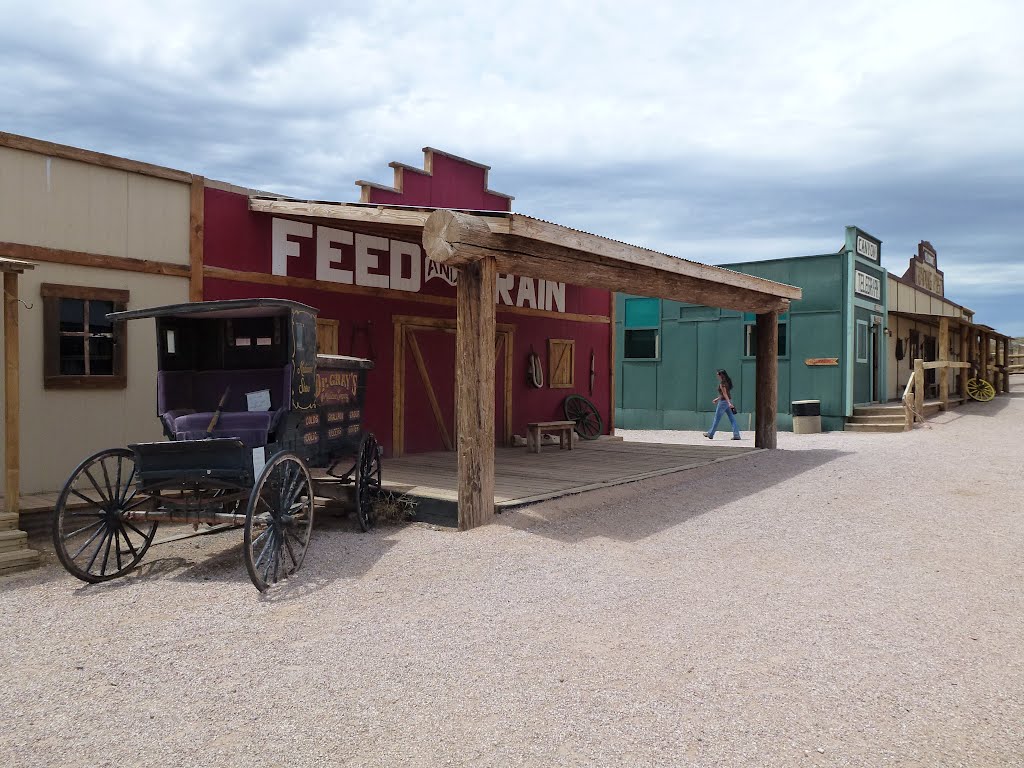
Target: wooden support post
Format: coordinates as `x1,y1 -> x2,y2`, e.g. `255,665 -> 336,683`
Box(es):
754,311 -> 778,449
424,210 -> 499,530
1002,338 -> 1010,393
189,175 -> 205,302
608,295 -> 616,434
3,272 -> 19,525
959,325 -> 969,400
980,333 -> 989,383
914,358 -> 925,422
454,255 -> 497,529
938,317 -> 949,411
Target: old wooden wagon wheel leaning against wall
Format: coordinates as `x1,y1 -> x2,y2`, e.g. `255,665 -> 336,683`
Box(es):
563,394 -> 603,440
966,375 -> 996,402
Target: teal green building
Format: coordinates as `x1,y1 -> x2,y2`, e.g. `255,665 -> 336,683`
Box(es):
616,227 -> 888,432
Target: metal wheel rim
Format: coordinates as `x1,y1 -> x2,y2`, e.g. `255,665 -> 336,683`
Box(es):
244,452 -> 314,592
563,395 -> 604,440
355,434 -> 382,532
52,448 -> 157,583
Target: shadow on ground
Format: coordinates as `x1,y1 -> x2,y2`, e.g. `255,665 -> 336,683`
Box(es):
8,507 -> 400,599
501,446 -> 848,545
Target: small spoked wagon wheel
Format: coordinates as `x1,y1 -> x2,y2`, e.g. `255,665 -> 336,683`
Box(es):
243,451 -> 314,592
966,377 -> 996,402
354,433 -> 382,532
563,394 -> 604,440
52,448 -> 157,583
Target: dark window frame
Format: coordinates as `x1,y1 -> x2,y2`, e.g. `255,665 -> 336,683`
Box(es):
41,283 -> 129,389
623,327 -> 660,360
742,319 -> 789,359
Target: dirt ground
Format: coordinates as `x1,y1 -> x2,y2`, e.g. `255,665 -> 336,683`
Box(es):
2,379 -> 1022,767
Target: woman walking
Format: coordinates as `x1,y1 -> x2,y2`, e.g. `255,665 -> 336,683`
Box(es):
703,369 -> 741,440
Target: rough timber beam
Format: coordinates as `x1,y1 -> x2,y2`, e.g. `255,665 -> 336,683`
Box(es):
423,210 -> 798,314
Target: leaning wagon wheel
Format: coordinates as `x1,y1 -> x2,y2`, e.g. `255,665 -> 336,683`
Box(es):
52,447 -> 157,583
243,451 -> 314,592
354,433 -> 382,532
966,377 -> 996,402
563,394 -> 604,440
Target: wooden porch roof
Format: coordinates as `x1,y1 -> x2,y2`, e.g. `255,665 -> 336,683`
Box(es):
0,256 -> 35,273
249,197 -> 801,314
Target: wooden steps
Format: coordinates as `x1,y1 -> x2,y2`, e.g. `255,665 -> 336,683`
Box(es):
0,514 -> 43,577
0,545 -> 41,577
845,397 -> 957,433
845,422 -> 905,433
847,403 -> 906,433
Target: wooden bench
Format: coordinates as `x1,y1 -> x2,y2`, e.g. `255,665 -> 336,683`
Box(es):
526,420 -> 576,453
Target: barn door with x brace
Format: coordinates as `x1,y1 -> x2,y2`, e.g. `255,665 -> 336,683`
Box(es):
392,315 -> 514,458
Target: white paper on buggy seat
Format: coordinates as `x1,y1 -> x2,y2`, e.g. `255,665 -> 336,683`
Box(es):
246,389 -> 271,412
252,447 -> 266,477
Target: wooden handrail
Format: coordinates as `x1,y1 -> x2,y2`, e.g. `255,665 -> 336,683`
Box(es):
901,371 -> 916,431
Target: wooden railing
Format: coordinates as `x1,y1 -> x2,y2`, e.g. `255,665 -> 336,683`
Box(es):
901,370 -> 917,431
902,358 -> 972,430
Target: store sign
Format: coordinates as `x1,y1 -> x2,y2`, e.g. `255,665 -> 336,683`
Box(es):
913,259 -> 944,296
856,235 -> 879,262
271,218 -> 566,312
855,270 -> 881,300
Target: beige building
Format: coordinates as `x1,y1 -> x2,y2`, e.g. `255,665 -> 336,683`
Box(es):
887,240 -> 1011,402
0,133 -> 197,495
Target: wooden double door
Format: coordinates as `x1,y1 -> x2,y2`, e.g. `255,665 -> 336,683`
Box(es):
393,316 -> 513,457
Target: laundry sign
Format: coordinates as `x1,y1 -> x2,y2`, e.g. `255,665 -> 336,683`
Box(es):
854,270 -> 881,300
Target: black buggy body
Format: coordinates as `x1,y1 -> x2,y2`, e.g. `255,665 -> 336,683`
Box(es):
51,299 -> 381,591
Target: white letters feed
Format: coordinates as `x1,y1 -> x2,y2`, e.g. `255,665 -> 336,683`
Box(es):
270,217 -> 566,312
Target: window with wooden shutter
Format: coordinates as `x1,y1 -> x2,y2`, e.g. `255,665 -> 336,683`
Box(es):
41,284 -> 129,389
548,338 -> 574,389
316,318 -> 339,355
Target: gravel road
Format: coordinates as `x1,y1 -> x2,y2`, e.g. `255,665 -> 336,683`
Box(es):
2,379 -> 1022,767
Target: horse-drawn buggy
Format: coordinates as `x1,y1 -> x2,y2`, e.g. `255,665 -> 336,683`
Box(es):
51,299 -> 381,591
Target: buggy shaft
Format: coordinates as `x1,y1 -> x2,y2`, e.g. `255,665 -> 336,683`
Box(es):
124,509 -> 250,526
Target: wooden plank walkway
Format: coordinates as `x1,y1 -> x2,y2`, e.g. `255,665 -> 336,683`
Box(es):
9,440 -> 758,532
381,438 -> 757,509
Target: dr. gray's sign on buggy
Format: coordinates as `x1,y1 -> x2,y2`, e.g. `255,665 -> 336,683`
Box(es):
855,270 -> 881,300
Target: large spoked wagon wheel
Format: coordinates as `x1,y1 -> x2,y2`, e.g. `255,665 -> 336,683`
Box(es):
563,394 -> 604,440
354,433 -> 382,532
52,448 -> 157,583
243,451 -> 314,592
966,377 -> 996,402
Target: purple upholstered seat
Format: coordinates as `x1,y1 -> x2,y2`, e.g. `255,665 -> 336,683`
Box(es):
173,411 -> 277,449
157,366 -> 292,448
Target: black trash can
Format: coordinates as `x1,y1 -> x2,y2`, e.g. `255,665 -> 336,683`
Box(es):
791,400 -> 821,434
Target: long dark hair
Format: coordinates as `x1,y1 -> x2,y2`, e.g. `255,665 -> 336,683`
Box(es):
716,368 -> 734,391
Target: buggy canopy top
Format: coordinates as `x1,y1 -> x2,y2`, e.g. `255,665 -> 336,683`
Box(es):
108,298 -> 318,322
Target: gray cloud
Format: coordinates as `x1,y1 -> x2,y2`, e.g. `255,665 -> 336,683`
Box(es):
1,0 -> 1021,333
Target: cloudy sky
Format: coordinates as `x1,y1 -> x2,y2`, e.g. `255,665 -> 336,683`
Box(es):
3,1 -> 1022,334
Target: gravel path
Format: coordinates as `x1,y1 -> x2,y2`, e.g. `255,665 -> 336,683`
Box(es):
3,379 -> 1023,767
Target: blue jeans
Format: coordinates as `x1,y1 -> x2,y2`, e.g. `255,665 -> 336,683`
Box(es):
708,400 -> 740,438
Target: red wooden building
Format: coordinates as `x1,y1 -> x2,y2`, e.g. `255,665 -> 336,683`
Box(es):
200,148 -> 615,458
